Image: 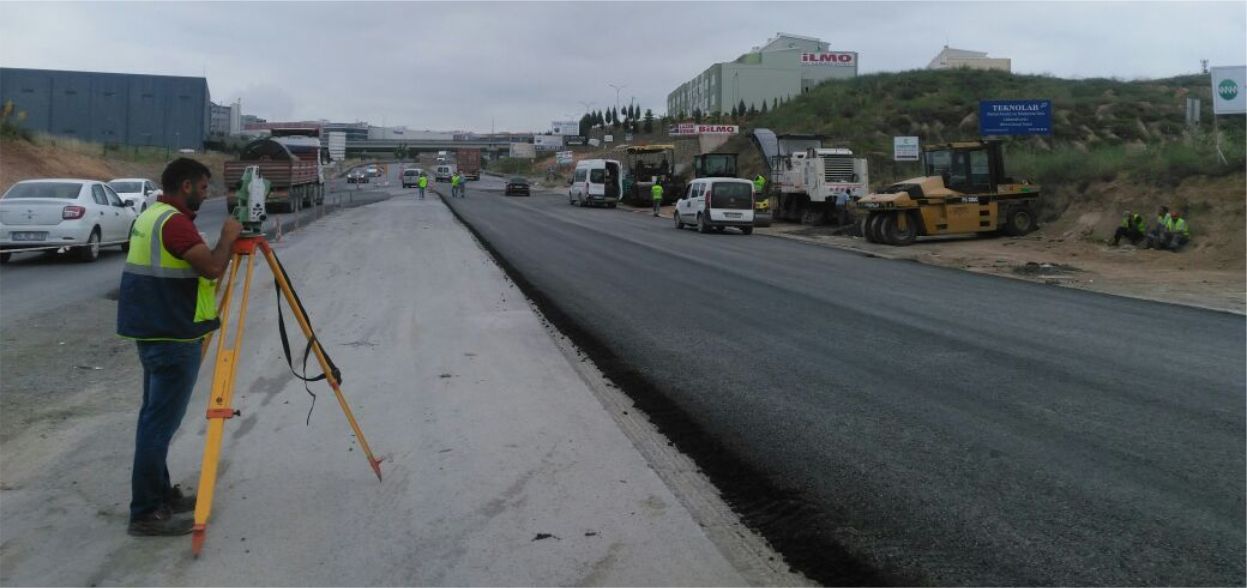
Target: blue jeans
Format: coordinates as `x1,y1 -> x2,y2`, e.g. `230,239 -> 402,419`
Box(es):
131,340 -> 201,520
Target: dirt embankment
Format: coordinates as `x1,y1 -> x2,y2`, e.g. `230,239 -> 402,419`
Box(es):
764,172 -> 1246,313
0,137 -> 232,195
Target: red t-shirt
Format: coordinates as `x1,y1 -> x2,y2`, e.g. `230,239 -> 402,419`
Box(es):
157,197 -> 205,259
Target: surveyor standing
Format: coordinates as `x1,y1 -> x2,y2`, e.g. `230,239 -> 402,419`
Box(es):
651,182 -> 664,216
417,173 -> 428,199
1111,210 -> 1147,246
117,158 -> 242,536
451,171 -> 462,198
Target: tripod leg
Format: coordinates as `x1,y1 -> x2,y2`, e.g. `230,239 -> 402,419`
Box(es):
260,243 -> 383,482
191,250 -> 258,556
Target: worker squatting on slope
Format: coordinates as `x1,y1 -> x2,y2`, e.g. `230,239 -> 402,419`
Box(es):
116,159 -> 243,536
1113,205 -> 1192,252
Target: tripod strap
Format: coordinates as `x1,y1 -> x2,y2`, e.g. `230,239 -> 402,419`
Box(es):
271,252 -> 342,425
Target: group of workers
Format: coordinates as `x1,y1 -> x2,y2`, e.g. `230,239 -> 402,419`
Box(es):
1112,205 -> 1191,251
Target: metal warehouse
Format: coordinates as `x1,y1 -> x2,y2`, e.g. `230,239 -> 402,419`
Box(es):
0,67 -> 209,150
667,33 -> 858,118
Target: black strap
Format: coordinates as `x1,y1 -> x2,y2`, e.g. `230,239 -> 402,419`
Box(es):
271,252 -> 342,425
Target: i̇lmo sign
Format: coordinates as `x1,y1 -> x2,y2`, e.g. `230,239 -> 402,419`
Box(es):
800,52 -> 857,66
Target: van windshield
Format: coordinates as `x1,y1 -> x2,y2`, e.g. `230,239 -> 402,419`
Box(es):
710,183 -> 752,209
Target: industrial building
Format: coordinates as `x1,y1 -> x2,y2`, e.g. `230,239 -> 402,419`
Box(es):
209,100 -> 241,136
0,67 -> 209,150
927,46 -> 1012,72
667,33 -> 858,118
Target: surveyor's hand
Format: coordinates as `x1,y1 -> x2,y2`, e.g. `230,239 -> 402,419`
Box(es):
221,217 -> 243,242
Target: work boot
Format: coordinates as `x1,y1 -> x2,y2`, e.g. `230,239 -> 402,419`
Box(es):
165,484 -> 196,514
128,505 -> 193,537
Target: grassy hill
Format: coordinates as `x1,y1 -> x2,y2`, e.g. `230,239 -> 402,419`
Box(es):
719,68 -> 1245,198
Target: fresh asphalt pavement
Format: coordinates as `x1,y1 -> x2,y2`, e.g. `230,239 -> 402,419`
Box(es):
440,181 -> 1246,586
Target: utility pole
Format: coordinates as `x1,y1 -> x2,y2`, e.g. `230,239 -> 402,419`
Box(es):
606,84 -> 623,113
577,100 -> 596,115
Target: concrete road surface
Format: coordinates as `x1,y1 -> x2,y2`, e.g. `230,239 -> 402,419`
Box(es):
440,182 -> 1246,586
1,191 -> 780,585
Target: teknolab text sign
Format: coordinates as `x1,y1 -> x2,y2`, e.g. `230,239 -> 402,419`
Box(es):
1211,66 -> 1247,115
979,99 -> 1052,136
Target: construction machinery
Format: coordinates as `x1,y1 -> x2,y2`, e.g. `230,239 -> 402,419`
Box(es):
856,140 -> 1040,245
751,129 -> 868,225
623,145 -> 683,205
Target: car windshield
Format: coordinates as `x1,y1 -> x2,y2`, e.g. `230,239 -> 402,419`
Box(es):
404,170 -> 418,176
2,182 -> 82,200
108,181 -> 143,193
710,182 -> 752,209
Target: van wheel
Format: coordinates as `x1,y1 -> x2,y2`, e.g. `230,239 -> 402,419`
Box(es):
1003,207 -> 1036,236
674,212 -> 684,229
569,194 -> 574,205
698,214 -> 710,234
880,212 -> 918,246
1,252 -> 10,264
607,203 -> 616,209
741,226 -> 753,235
77,229 -> 101,262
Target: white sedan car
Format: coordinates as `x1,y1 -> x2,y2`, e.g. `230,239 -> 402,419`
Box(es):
0,179 -> 138,263
108,178 -> 161,211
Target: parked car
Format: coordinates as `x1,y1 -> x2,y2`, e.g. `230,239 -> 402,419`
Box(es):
504,177 -> 531,196
107,178 -> 161,211
365,165 -> 381,177
347,169 -> 369,184
401,168 -> 424,188
673,177 -> 755,235
567,159 -> 621,208
0,179 -> 138,263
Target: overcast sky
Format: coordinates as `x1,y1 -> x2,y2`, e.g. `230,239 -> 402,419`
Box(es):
1,1 -> 1243,132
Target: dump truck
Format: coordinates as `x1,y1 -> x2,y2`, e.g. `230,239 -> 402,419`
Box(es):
623,145 -> 683,205
856,140 -> 1040,245
224,138 -> 322,214
457,148 -> 481,180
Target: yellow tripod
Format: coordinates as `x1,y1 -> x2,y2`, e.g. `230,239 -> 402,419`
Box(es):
191,234 -> 382,556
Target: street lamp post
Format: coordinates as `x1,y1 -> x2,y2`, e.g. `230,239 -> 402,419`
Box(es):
608,83 -> 627,113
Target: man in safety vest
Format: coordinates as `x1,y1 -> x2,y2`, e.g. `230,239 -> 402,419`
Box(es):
116,158 -> 242,536
417,173 -> 428,199
451,171 -> 462,198
1111,210 -> 1147,246
1145,205 -> 1171,249
753,174 -> 766,195
455,171 -> 467,197
1161,210 -> 1191,251
651,182 -> 664,216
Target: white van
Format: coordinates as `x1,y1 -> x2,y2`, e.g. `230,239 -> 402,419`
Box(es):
568,159 -> 622,208
435,164 -> 456,182
674,177 -> 756,234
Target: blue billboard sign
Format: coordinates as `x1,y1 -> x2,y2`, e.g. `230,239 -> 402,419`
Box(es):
979,99 -> 1052,136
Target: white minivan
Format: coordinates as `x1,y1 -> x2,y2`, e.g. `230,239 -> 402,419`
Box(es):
673,177 -> 755,234
567,159 -> 622,208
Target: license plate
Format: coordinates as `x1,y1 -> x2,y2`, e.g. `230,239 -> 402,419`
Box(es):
11,232 -> 47,241
725,212 -> 742,219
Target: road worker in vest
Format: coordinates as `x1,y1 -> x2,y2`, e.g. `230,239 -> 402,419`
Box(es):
651,182 -> 664,216
116,158 -> 242,536
1111,210 -> 1147,246
418,173 -> 428,199
1162,210 -> 1191,251
753,174 -> 766,195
